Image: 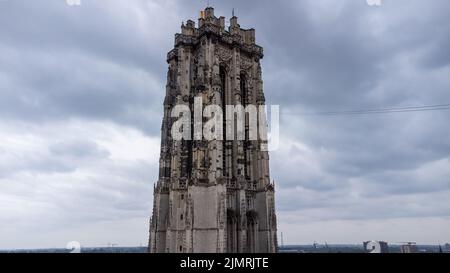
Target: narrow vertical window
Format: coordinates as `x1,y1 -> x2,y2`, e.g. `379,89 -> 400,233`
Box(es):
240,73 -> 249,179
220,66 -> 228,178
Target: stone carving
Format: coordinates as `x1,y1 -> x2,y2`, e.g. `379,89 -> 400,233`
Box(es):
240,56 -> 253,72
216,46 -> 232,64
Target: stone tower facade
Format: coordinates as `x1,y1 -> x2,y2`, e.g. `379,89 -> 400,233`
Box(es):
149,7 -> 277,253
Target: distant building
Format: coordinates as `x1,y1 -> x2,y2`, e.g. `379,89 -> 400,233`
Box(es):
444,243 -> 450,253
364,241 -> 389,253
400,243 -> 418,253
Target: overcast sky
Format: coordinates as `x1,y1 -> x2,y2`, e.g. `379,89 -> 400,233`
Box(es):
1,0 -> 450,249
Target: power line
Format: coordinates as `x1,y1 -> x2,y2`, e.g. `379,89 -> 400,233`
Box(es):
282,103 -> 450,116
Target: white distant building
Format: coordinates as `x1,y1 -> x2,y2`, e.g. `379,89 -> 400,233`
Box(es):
364,241 -> 389,253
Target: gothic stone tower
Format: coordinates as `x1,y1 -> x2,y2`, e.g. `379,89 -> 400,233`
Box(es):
149,7 -> 277,253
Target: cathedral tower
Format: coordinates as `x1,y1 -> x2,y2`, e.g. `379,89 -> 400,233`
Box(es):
149,7 -> 277,253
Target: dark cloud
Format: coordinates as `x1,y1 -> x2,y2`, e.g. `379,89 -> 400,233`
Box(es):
0,0 -> 171,136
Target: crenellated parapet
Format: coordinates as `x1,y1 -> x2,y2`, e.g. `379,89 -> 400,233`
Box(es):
168,7 -> 263,63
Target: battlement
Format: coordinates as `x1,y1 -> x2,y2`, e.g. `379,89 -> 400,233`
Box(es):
174,7 -> 262,61
179,7 -> 257,45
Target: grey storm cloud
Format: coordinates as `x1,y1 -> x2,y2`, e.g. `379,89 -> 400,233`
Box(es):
0,0 -> 172,135
0,0 -> 450,248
